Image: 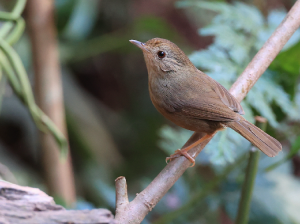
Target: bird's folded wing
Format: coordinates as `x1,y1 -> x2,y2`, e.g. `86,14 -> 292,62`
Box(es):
209,76 -> 244,115
180,104 -> 236,122
167,72 -> 243,122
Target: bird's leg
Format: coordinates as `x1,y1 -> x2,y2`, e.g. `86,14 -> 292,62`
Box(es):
166,133 -> 215,167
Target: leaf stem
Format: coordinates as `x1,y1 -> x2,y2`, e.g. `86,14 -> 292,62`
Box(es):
235,116 -> 266,224
0,0 -> 26,39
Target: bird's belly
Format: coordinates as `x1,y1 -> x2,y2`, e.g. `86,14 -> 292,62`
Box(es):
163,112 -> 224,134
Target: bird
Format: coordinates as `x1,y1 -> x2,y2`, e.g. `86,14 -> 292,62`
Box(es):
130,38 -> 282,166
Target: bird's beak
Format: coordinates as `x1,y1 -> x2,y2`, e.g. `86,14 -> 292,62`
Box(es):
129,40 -> 148,52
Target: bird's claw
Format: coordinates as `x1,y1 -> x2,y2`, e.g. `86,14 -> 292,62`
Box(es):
166,149 -> 195,167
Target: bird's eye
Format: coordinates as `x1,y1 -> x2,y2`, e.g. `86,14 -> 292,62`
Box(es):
157,51 -> 166,58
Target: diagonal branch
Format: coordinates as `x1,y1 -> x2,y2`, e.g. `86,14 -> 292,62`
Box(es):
114,0 -> 300,223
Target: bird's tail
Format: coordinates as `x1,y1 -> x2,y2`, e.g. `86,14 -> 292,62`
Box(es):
227,119 -> 282,157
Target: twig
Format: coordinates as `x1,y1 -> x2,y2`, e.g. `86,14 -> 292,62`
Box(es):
235,116 -> 266,224
26,0 -> 76,206
115,176 -> 129,220
114,1 -> 300,223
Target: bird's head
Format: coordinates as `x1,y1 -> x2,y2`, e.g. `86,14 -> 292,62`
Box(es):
130,38 -> 194,76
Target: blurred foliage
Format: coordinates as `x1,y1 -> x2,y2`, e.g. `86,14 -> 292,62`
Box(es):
1,0 -> 300,224
0,0 -> 69,158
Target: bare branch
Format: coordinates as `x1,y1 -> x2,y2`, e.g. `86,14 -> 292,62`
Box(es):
115,176 -> 129,219
114,0 -> 300,223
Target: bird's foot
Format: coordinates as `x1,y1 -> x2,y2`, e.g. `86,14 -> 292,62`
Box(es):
166,149 -> 195,167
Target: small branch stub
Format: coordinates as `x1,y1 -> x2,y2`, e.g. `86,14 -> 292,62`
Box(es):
115,176 -> 129,220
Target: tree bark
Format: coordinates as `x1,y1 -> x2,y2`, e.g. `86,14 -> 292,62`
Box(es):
0,181 -> 114,224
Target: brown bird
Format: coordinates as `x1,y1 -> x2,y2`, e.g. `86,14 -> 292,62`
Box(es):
130,38 -> 282,166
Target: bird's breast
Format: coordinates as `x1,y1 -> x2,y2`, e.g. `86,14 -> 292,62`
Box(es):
149,76 -> 175,114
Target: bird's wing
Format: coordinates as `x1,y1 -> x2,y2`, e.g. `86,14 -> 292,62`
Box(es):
209,76 -> 244,115
166,71 -> 244,122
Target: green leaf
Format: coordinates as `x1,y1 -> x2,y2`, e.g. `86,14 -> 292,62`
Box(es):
270,41 -> 300,75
